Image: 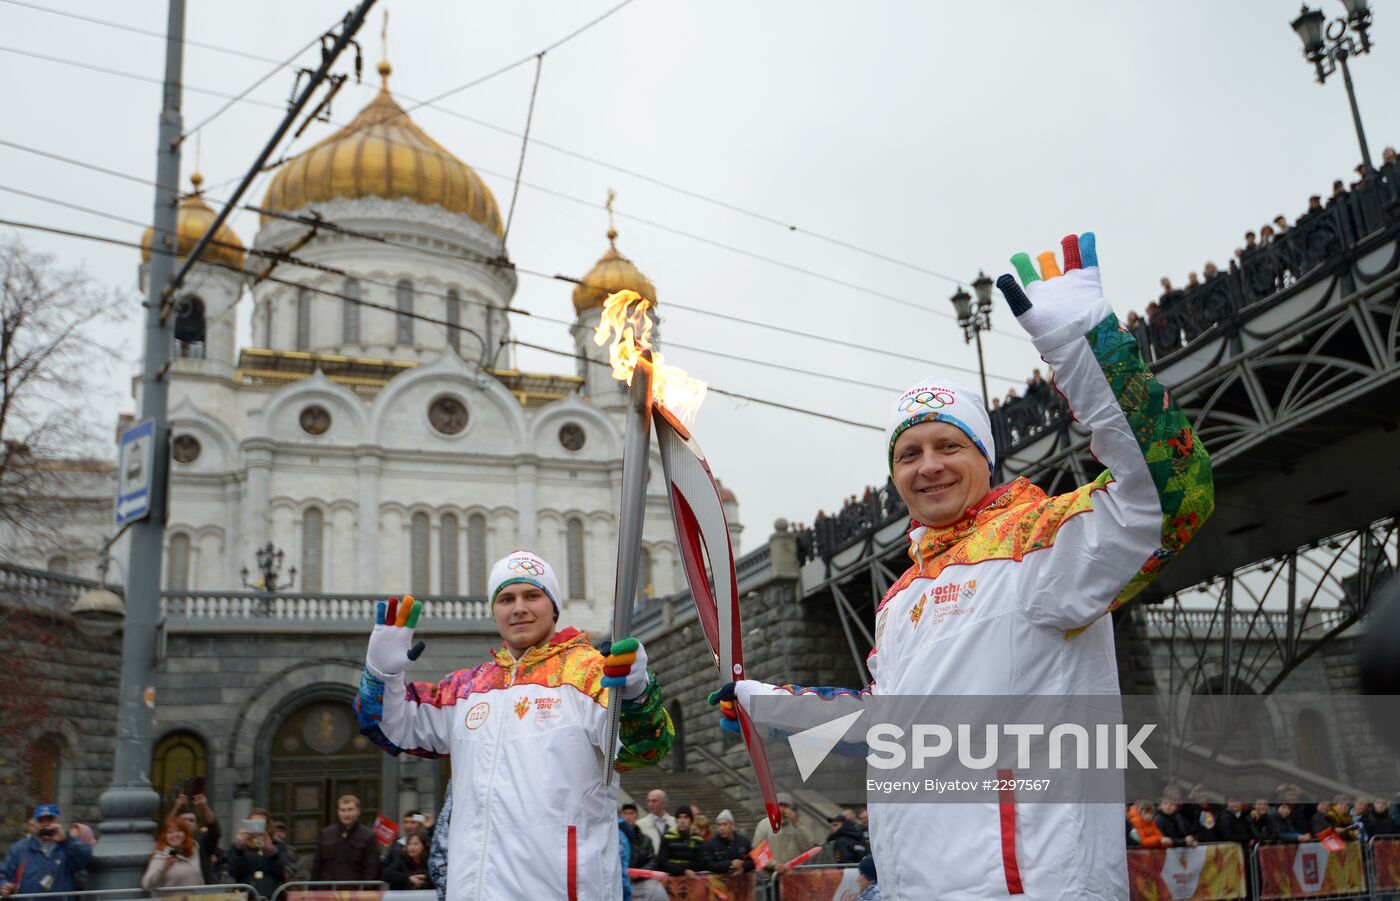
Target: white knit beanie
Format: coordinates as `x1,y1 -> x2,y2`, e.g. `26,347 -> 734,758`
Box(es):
487,550 -> 562,617
885,376 -> 996,474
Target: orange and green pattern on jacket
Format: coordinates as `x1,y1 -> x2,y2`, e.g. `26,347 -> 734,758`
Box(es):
1078,313 -> 1215,631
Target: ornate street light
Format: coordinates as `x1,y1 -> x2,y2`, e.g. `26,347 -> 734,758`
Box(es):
241,541 -> 297,592
950,272 -> 994,409
1291,1 -> 1376,173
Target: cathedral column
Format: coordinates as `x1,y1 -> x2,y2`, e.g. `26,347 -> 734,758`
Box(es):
514,455 -> 539,549
240,440 -> 274,573
356,446 -> 383,593
223,478 -> 241,588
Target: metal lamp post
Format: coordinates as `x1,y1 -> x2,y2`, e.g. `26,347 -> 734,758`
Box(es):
950,271 -> 995,409
1291,0 -> 1377,174
241,541 -> 297,592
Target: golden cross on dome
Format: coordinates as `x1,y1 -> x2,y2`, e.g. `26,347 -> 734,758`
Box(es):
377,8 -> 392,82
606,188 -> 618,246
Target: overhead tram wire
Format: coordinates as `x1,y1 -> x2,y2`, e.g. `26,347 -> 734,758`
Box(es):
3,0 -> 965,287
0,143 -> 1022,383
0,216 -> 886,433
0,49 -> 1033,344
0,200 -> 912,394
182,26 -> 338,141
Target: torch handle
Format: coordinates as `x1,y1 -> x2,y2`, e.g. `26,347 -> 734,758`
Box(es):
603,352 -> 654,784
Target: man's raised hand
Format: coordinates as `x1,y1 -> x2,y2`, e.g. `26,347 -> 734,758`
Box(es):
996,232 -> 1105,341
366,595 -> 426,676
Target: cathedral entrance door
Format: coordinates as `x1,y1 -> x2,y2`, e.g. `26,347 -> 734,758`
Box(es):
268,699 -> 381,859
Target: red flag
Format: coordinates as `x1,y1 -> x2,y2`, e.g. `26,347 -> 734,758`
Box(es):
372,813 -> 398,846
749,840 -> 774,870
781,846 -> 823,869
1319,828 -> 1347,852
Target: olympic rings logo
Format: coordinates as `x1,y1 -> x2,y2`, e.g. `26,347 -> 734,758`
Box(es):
510,558 -> 546,576
897,389 -> 956,413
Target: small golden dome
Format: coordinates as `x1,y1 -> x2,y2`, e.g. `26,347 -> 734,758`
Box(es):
572,228 -> 657,315
140,173 -> 247,271
261,66 -> 503,235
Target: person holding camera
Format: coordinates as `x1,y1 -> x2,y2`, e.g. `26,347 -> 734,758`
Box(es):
228,809 -> 286,898
1,804 -> 93,899
141,817 -> 204,892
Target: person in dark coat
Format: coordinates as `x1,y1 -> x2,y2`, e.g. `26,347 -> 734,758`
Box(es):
1217,801 -> 1254,848
1154,800 -> 1198,848
382,834 -> 433,891
700,811 -> 754,878
825,815 -> 869,864
311,795 -> 380,883
227,810 -> 287,899
655,807 -> 705,878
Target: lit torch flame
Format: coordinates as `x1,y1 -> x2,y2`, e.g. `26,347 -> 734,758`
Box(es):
594,289 -> 707,425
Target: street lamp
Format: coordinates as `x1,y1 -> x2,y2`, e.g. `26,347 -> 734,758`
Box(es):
241,541 -> 297,592
1291,1 -> 1376,174
950,272 -> 994,409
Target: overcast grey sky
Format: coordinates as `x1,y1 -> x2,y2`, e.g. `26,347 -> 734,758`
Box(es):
4,0 -> 1399,542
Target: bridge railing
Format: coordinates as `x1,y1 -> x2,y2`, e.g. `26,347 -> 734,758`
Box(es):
795,165 -> 1400,563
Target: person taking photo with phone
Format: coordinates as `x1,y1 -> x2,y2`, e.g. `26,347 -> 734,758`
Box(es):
228,809 -> 286,898
141,817 -> 204,892
1,805 -> 93,900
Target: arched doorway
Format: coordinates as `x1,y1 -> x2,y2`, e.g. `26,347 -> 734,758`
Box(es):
152,731 -> 207,824
268,698 -> 381,855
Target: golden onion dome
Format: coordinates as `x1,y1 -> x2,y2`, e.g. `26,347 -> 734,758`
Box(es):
572,227 -> 657,315
140,173 -> 247,271
260,61 -> 503,235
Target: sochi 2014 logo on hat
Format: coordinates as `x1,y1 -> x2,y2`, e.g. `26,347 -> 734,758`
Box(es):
897,387 -> 956,414
508,555 -> 546,577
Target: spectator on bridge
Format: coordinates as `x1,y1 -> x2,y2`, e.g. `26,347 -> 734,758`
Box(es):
1328,179 -> 1347,206
312,794 -> 380,883
382,833 -> 433,891
228,808 -> 287,898
638,789 -> 677,859
1273,215 -> 1289,235
1186,271 -> 1201,290
1259,224 -> 1276,248
1154,800 -> 1199,848
1267,802 -> 1311,842
655,807 -> 705,878
1,805 -> 93,899
702,810 -> 754,879
142,816 -> 204,892
1239,231 -> 1259,258
174,791 -> 223,884
1203,261 -> 1221,280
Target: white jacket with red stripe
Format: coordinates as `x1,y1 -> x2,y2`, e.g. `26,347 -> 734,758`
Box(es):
355,628 -> 673,901
736,300 -> 1214,900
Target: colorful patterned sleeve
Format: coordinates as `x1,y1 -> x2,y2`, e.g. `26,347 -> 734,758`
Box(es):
356,667 -> 466,758
614,674 -> 674,772
1022,310 -> 1214,633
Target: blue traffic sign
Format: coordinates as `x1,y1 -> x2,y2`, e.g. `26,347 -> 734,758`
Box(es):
116,418 -> 156,526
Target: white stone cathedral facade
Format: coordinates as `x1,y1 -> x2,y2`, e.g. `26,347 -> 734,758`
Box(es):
19,61 -> 740,634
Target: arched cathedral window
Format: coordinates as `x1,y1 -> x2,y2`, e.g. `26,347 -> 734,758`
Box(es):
440,514 -> 459,594
468,514 -> 487,596
173,295 -> 206,359
637,547 -> 653,606
411,512 -> 430,595
566,518 -> 586,601
396,280 -> 414,344
446,289 -> 461,352
301,507 -> 324,593
167,533 -> 190,591
343,278 -> 361,343
296,287 -> 312,351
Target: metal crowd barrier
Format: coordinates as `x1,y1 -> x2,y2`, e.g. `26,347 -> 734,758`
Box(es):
9,886 -> 258,901
758,863 -> 857,901
1127,843 -> 1246,900
267,882 -> 385,901
1251,840 -> 1368,901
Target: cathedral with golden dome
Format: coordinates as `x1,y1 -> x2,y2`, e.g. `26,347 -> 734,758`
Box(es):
120,58 -> 741,626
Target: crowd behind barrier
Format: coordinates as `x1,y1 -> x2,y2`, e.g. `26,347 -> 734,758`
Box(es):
793,149 -> 1400,564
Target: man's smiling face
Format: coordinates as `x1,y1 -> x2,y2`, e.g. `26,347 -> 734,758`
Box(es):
493,583 -> 555,651
891,420 -> 991,526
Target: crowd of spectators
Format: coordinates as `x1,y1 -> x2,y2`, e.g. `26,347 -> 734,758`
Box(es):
1125,148 -> 1399,360
619,788 -> 874,899
1126,783 -> 1400,854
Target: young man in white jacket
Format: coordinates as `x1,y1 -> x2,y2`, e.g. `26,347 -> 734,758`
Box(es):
713,233 -> 1214,900
356,550 -> 673,901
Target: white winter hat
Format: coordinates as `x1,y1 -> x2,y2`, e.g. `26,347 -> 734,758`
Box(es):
886,377 -> 996,474
715,810 -> 734,824
488,550 -> 562,617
